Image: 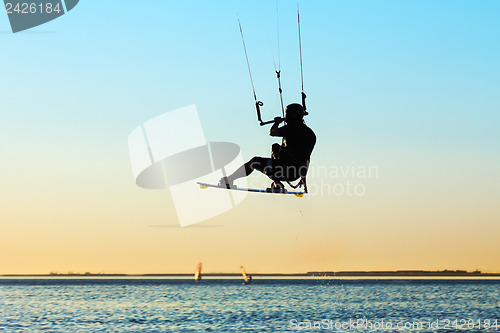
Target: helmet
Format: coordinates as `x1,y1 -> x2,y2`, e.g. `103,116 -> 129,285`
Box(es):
285,103 -> 305,123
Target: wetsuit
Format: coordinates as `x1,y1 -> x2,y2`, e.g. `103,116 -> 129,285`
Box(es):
247,121 -> 316,181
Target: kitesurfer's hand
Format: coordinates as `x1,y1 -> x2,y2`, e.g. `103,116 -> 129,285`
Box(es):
270,117 -> 284,136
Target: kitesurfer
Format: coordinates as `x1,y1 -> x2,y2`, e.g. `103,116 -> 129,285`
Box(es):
219,103 -> 316,192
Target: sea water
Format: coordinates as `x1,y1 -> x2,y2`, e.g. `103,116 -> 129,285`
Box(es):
1,278 -> 499,332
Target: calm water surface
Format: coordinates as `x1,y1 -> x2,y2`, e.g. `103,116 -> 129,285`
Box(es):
1,278 -> 499,332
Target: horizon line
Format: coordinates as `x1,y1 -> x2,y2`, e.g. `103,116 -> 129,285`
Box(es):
2,269 -> 500,277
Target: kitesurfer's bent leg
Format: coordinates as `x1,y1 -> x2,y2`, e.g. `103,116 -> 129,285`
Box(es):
219,157 -> 272,187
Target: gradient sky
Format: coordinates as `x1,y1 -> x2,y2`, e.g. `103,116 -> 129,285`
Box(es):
1,1 -> 499,274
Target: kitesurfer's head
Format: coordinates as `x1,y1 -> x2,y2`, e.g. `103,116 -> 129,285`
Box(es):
285,103 -> 305,123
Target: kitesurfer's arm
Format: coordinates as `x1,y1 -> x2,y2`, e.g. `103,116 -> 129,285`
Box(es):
270,117 -> 285,137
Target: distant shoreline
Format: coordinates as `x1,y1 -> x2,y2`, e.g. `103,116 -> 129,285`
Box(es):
2,270 -> 500,277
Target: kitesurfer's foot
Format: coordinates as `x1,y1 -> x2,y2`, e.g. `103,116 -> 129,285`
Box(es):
269,180 -> 285,193
218,177 -> 235,189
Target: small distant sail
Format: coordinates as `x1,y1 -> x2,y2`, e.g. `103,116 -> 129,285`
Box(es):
194,262 -> 202,282
240,265 -> 252,284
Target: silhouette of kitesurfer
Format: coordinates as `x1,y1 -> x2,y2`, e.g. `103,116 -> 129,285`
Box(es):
219,103 -> 316,192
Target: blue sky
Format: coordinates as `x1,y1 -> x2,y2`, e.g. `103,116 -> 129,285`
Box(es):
1,1 -> 499,274
3,1 -> 499,151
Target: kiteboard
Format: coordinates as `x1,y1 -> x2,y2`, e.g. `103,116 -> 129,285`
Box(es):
197,182 -> 305,197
